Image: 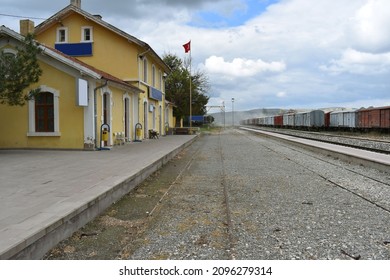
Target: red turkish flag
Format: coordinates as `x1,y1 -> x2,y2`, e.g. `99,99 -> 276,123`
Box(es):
183,41 -> 191,53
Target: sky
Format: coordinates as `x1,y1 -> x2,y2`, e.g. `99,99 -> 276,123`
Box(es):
1,0 -> 390,113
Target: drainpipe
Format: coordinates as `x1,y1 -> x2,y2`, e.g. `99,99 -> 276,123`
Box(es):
94,80 -> 108,149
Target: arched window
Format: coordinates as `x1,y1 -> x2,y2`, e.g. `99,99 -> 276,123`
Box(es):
152,64 -> 156,87
35,92 -> 54,132
28,85 -> 60,136
1,48 -> 17,75
143,58 -> 148,83
159,70 -> 163,90
124,97 -> 130,141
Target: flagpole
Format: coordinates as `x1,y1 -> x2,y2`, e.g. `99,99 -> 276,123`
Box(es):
189,45 -> 192,134
183,40 -> 192,133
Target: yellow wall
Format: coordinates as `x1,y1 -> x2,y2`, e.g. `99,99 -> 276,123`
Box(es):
0,60 -> 85,150
0,104 -> 27,148
36,13 -> 139,80
167,105 -> 175,128
136,84 -> 166,137
94,86 -> 128,145
35,9 -> 171,140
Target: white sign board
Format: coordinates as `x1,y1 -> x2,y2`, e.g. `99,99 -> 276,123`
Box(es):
77,78 -> 88,106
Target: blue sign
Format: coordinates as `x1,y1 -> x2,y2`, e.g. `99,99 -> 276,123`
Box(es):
149,87 -> 163,101
191,116 -> 204,121
55,42 -> 93,56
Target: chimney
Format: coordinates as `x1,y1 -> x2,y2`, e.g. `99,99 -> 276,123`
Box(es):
20,19 -> 35,36
70,0 -> 81,8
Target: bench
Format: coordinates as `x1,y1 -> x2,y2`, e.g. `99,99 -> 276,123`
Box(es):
174,127 -> 190,135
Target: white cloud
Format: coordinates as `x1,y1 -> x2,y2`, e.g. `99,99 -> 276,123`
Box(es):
1,0 -> 390,111
203,56 -> 286,77
321,48 -> 390,75
348,0 -> 390,54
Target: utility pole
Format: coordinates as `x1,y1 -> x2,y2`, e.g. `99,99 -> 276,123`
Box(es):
231,98 -> 235,127
223,101 -> 225,129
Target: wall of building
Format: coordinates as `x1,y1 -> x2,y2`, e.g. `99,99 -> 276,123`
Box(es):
0,60 -> 85,150
35,10 -> 169,140
35,13 -> 138,81
94,84 -> 140,146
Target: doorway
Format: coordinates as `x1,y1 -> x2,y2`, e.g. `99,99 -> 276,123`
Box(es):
103,93 -> 110,145
144,101 -> 148,138
124,97 -> 130,141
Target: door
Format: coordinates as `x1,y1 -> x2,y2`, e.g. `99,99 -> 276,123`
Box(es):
103,93 -> 110,146
124,98 -> 130,141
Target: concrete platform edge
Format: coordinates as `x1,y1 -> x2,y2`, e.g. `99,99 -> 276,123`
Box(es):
240,127 -> 389,174
2,135 -> 198,260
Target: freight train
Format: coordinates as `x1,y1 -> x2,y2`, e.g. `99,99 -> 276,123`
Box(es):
240,106 -> 390,132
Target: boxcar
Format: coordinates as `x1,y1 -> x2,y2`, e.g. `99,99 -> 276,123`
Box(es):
309,110 -> 325,127
295,110 -> 325,128
264,116 -> 274,126
324,112 -> 331,128
283,113 -> 295,127
330,110 -> 358,128
274,115 -> 283,127
358,106 -> 390,129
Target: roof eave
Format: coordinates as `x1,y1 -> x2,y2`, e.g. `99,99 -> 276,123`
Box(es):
0,25 -> 24,41
40,45 -> 102,80
106,80 -> 144,94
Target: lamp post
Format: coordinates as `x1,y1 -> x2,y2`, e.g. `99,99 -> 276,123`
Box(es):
231,98 -> 235,127
222,101 -> 225,129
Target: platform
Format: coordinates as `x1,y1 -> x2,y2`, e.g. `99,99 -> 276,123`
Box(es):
240,127 -> 390,173
0,135 -> 197,259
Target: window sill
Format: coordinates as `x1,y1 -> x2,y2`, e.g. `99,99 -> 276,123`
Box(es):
27,132 -> 61,137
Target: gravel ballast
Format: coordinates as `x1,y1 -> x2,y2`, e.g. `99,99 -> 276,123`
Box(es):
46,129 -> 390,260
129,129 -> 390,260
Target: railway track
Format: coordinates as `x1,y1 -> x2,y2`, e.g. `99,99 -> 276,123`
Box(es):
242,125 -> 390,154
150,130 -> 237,259
138,128 -> 390,260
239,129 -> 390,213
127,129 -> 238,260
218,131 -> 237,260
45,129 -> 390,260
235,129 -> 390,259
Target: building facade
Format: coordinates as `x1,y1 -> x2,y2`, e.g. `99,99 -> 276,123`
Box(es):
0,0 -> 174,150
0,26 -> 141,150
34,0 -> 171,141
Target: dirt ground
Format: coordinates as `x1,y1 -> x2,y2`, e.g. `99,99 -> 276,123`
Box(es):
44,141 -> 197,260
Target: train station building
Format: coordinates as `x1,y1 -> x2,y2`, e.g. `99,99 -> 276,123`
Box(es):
0,0 -> 175,150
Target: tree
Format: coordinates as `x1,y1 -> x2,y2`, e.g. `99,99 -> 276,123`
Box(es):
163,53 -> 210,125
0,34 -> 42,106
205,115 -> 215,124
